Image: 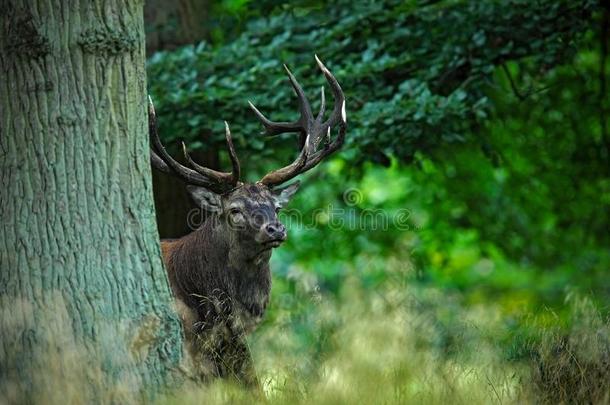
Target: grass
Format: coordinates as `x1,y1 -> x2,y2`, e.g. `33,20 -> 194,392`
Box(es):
157,275 -> 610,405
529,296 -> 610,404
2,275 -> 607,404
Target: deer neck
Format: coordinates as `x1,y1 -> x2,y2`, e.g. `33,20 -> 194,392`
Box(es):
170,216 -> 272,321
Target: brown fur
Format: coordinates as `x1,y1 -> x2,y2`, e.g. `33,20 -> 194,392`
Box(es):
160,183 -> 296,386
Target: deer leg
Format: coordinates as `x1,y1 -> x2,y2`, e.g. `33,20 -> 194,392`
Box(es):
217,332 -> 260,389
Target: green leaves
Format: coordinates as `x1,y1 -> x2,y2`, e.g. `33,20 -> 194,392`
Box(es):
147,0 -> 597,175
146,0 -> 607,307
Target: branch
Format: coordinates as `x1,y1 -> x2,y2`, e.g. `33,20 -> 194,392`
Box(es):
501,63 -> 527,101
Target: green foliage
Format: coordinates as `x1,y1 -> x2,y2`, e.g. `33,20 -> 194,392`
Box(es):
158,279 -> 610,404
148,0 -> 597,174
147,1 -> 609,402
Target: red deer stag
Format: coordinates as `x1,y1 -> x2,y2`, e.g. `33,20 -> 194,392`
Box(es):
149,56 -> 346,386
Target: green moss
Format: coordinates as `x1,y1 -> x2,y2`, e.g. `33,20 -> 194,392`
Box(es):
78,28 -> 137,55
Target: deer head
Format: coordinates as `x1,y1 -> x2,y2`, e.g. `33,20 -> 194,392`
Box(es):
150,56 -> 346,255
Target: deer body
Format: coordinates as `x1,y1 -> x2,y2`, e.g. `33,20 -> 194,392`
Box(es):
149,56 -> 347,385
160,183 -> 298,384
161,227 -> 271,336
161,187 -> 283,336
161,218 -> 272,384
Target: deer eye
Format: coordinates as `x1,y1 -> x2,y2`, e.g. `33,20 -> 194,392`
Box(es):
230,208 -> 244,217
229,209 -> 245,225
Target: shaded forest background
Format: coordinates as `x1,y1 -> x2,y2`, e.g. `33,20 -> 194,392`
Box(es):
145,1 -> 610,403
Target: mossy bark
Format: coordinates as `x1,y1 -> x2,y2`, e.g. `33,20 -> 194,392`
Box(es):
0,1 -> 184,403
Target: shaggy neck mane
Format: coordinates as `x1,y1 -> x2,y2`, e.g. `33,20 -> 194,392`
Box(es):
164,215 -> 272,329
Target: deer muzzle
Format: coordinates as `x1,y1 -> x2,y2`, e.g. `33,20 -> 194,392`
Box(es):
260,222 -> 287,247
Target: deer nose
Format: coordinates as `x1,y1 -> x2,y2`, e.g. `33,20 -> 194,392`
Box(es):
264,222 -> 286,239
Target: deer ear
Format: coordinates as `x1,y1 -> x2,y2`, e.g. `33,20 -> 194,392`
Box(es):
272,181 -> 300,208
186,185 -> 222,214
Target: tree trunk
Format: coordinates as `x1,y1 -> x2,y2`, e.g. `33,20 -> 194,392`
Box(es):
144,0 -> 209,54
0,1 -> 184,403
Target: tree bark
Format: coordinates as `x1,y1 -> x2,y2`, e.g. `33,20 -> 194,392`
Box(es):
0,1 -> 184,403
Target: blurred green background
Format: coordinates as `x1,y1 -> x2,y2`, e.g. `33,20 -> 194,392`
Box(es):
147,1 -> 610,403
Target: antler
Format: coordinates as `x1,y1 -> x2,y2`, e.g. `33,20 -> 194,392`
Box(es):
249,55 -> 347,186
149,97 -> 241,194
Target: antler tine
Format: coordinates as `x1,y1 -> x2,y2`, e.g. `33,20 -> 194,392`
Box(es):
150,148 -> 171,174
315,54 -> 345,129
316,86 -> 326,122
299,56 -> 346,164
283,64 -> 315,126
259,134 -> 311,185
224,121 -> 241,185
248,101 -> 301,136
149,97 -> 213,187
300,106 -> 347,173
259,56 -> 347,187
180,143 -> 228,182
248,63 -> 316,137
149,96 -> 240,193
180,122 -> 241,188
